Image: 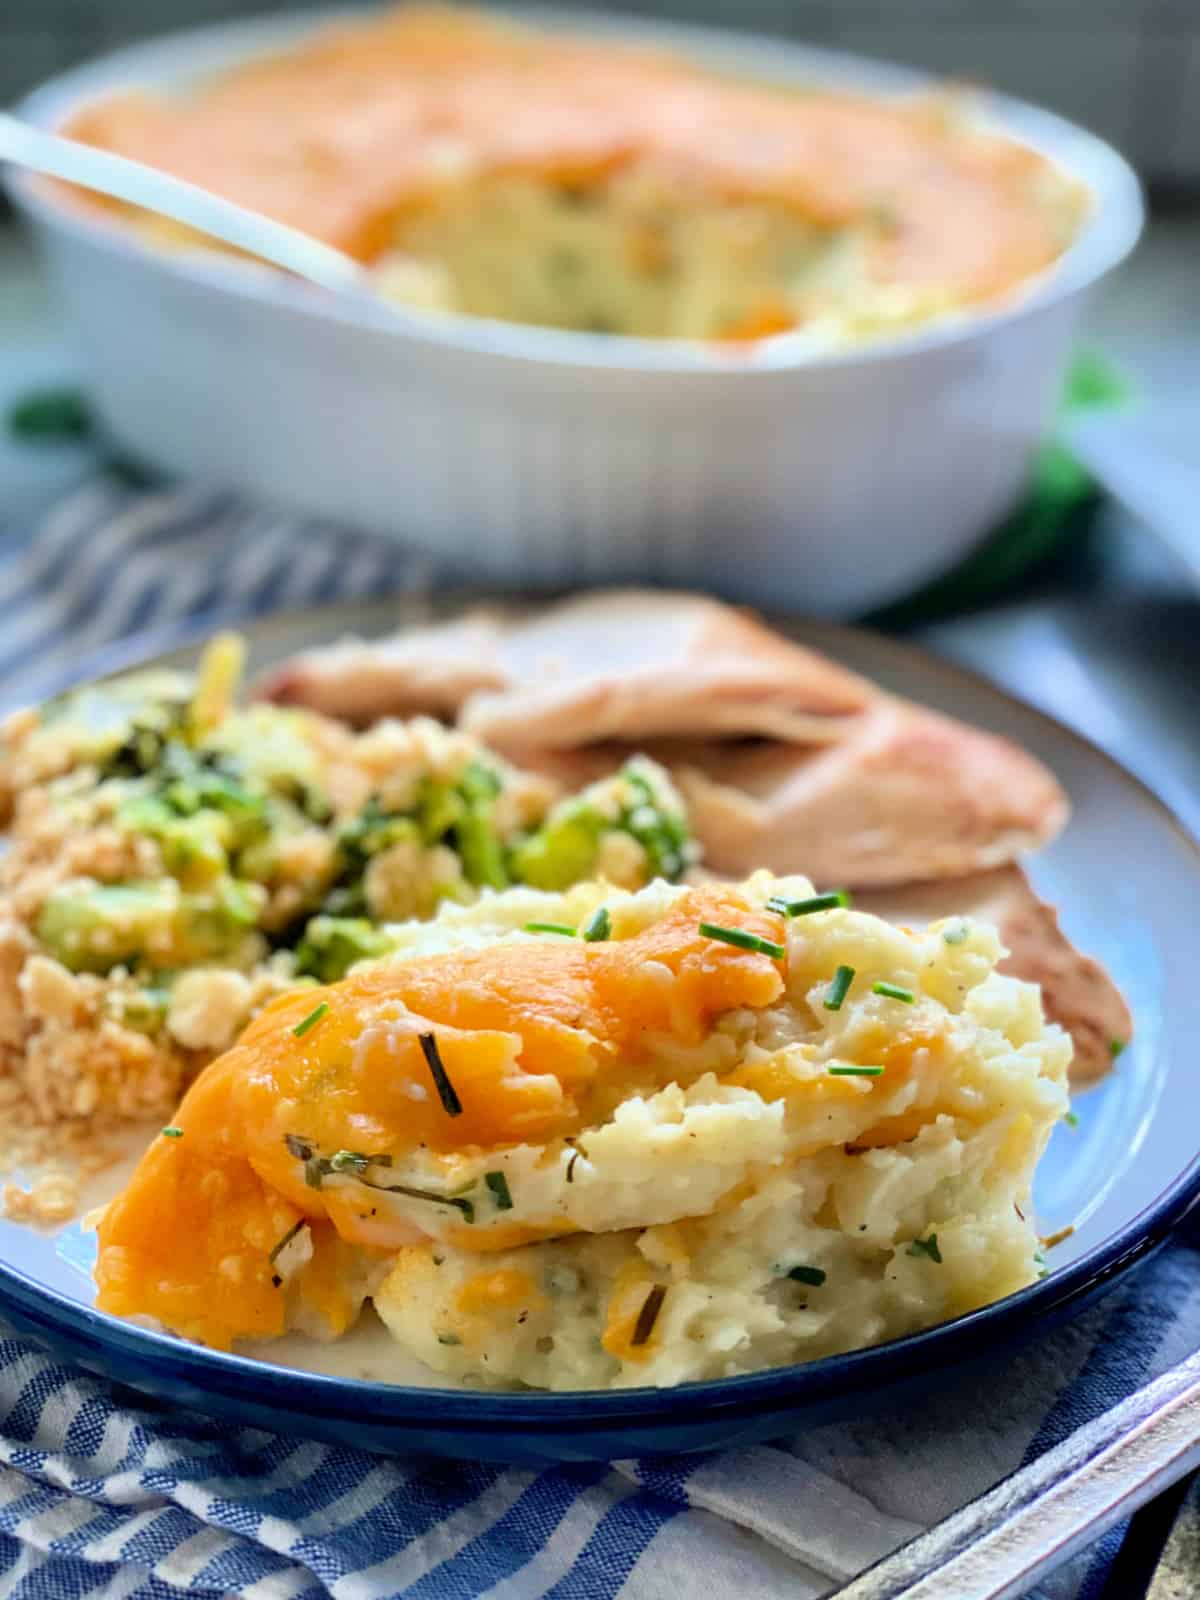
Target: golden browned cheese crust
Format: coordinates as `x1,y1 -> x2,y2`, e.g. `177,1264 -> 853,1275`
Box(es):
62,6 -> 1084,338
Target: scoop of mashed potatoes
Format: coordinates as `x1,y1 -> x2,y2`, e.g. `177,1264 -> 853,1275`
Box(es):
94,873 -> 1070,1388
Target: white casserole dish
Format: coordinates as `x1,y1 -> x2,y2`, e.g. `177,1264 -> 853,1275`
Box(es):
6,7 -> 1143,615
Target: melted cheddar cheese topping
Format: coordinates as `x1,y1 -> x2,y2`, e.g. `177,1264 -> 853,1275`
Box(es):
92,871 -> 1072,1386
62,6 -> 1086,341
94,884 -> 783,1347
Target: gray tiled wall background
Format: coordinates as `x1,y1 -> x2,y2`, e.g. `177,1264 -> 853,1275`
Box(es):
4,0 -> 1200,187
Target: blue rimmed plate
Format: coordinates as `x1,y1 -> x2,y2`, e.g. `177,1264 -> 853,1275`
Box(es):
0,603 -> 1196,1464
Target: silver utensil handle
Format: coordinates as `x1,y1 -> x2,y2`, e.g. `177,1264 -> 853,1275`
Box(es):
1145,1471 -> 1200,1597
828,1346 -> 1200,1600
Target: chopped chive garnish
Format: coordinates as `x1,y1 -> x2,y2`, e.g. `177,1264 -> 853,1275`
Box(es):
824,965 -> 855,1011
630,1283 -> 668,1347
418,1031 -> 463,1117
524,922 -> 576,936
907,1234 -> 942,1263
581,906 -> 611,942
873,981 -> 915,1003
292,1001 -> 329,1038
160,1126 -> 183,1139
268,1219 -> 305,1265
1064,1110 -> 1079,1129
485,1171 -> 513,1211
376,1180 -> 475,1222
1109,1038 -> 1128,1060
328,1149 -> 373,1174
285,1137 -> 396,1193
437,1332 -> 461,1346
767,891 -> 850,917
282,1133 -> 334,1190
943,922 -> 969,946
698,921 -> 785,959
828,1063 -> 884,1077
786,1265 -> 826,1286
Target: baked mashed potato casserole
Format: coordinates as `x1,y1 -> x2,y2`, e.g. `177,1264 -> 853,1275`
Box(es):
65,6 -> 1087,344
94,873 -> 1071,1388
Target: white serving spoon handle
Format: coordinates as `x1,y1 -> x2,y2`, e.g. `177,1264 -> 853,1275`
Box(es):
0,108 -> 370,297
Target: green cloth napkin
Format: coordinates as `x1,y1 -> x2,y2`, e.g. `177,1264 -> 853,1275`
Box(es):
868,350 -> 1131,627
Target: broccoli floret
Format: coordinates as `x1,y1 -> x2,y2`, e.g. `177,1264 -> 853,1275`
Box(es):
117,795 -> 233,885
115,745 -> 274,888
203,705 -> 328,807
509,759 -> 695,890
156,750 -> 269,843
616,760 -> 694,880
508,806 -> 604,891
455,807 -> 510,890
321,803 -> 422,916
415,779 -> 464,844
339,798 -> 421,869
293,916 -> 397,982
36,876 -> 264,974
100,718 -> 183,779
325,758 -> 513,913
451,762 -> 509,891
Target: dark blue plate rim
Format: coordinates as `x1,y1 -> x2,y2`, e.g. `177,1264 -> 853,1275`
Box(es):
2,600 -> 1198,1431
1,1160 -> 1198,1432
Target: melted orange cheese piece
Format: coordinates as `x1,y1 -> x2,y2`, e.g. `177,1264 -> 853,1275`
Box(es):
63,6 -> 1073,306
601,1264 -> 663,1364
95,885 -> 784,1348
454,1266 -> 541,1318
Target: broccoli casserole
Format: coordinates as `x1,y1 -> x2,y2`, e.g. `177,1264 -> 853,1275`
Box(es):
65,6 -> 1087,345
94,872 -> 1071,1385
0,637 -> 692,1217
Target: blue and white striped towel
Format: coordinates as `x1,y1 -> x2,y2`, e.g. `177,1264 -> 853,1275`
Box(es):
0,479 -> 1194,1600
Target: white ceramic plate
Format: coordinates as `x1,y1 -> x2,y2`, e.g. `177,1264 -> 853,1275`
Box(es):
0,603 -> 1195,1462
